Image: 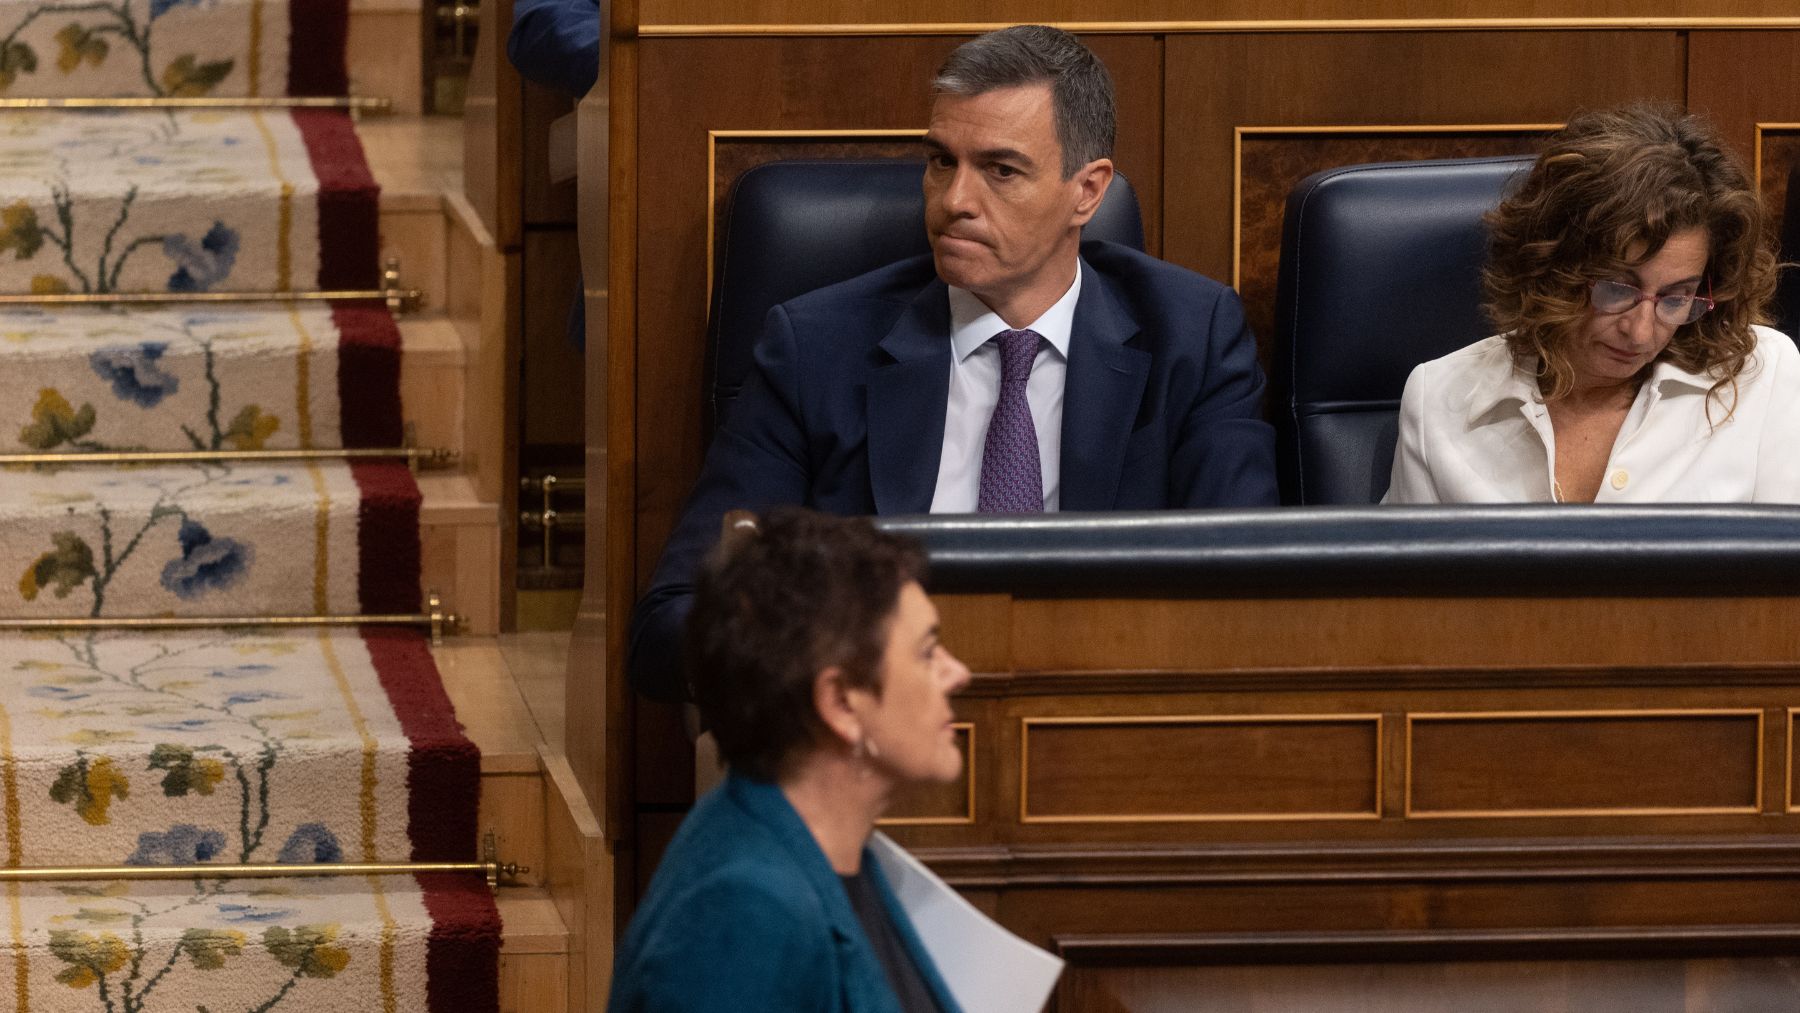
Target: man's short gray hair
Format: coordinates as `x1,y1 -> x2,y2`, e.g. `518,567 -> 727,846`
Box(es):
932,25 -> 1116,178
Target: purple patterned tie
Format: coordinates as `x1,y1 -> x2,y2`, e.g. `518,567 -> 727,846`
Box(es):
977,328 -> 1044,513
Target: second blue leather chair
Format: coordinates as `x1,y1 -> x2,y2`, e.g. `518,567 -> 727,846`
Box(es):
1271,156 -> 1532,505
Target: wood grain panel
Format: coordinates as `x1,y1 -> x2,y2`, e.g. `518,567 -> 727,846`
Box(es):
882,724 -> 976,824
1688,32 -> 1800,161
523,229 -> 586,447
640,0 -> 1800,30
1060,953 -> 1800,1013
1407,711 -> 1761,817
634,35 -> 1159,583
1757,128 -> 1800,225
1022,716 -> 1380,822
523,83 -> 579,226
1164,31 -> 1686,289
1234,128 -> 1551,366
1009,598 -> 1800,673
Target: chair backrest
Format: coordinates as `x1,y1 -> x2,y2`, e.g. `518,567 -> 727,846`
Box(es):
707,158 -> 1145,428
1271,156 -> 1533,505
1777,160 -> 1800,342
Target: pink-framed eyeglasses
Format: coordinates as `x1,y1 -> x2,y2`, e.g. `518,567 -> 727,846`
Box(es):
1588,276 -> 1715,326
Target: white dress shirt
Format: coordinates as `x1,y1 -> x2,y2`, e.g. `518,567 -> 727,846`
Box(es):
929,264 -> 1082,513
1384,326 -> 1800,503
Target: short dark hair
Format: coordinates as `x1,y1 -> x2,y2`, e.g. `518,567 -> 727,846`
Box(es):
933,24 -> 1115,177
1486,102 -> 1777,406
685,508 -> 927,782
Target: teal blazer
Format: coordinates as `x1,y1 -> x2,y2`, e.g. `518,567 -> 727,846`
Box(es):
607,773 -> 963,1013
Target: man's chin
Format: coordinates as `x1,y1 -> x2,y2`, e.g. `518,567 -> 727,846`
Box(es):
931,253 -> 990,293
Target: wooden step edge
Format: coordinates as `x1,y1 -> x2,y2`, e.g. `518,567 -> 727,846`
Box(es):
360,118 -> 464,210
419,473 -> 497,526
499,888 -> 570,955
400,314 -> 469,365
435,638 -> 546,774
540,744 -> 613,1013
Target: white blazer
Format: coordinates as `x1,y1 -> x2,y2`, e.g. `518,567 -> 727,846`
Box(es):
1383,326 -> 1800,504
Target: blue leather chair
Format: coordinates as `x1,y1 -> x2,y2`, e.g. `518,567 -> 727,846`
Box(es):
1271,156 -> 1533,505
706,159 -> 1145,430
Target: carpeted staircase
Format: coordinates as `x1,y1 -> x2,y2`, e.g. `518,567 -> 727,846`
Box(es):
0,2 -> 501,1010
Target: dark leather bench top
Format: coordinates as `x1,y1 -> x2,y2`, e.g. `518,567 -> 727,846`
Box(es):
876,507 -> 1800,597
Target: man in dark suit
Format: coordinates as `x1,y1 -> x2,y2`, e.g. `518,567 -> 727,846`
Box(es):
630,25 -> 1277,700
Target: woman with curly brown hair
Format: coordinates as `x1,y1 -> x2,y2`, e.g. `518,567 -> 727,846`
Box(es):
1384,103 -> 1799,503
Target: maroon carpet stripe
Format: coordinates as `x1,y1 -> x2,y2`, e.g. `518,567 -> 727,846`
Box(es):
332,301 -> 404,448
349,460 -> 422,614
420,872 -> 502,1013
361,627 -> 480,861
292,109 -> 380,290
286,0 -> 350,97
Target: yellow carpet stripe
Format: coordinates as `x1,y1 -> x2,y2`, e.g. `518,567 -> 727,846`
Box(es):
248,0 -> 264,98
249,111 -> 296,292
257,113 -> 330,608
0,703 -> 28,1011
317,631 -> 399,1009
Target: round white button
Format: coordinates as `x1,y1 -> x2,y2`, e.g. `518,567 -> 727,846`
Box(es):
1610,469 -> 1629,490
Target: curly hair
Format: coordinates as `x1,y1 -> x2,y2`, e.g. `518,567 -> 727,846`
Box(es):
684,508 -> 926,783
1483,103 -> 1778,408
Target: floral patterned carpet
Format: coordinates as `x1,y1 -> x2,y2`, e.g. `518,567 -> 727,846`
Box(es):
0,1 -> 501,1010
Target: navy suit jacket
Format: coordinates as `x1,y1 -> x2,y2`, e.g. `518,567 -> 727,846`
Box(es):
629,239 -> 1277,699
607,773 -> 962,1013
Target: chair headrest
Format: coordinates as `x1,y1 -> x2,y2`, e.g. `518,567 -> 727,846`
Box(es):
707,159 -> 1144,425
1271,155 -> 1533,504
1275,155 -> 1533,405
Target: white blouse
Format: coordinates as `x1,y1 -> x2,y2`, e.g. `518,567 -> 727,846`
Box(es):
1383,326 -> 1800,504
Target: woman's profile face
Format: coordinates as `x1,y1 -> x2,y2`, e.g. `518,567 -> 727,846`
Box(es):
857,581 -> 972,785
1572,226 -> 1710,390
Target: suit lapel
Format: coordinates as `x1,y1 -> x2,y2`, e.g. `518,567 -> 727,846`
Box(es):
1059,265 -> 1149,510
867,281 -> 952,515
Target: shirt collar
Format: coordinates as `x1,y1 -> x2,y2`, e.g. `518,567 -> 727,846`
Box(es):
947,260 -> 1082,363
1463,346 -> 1717,425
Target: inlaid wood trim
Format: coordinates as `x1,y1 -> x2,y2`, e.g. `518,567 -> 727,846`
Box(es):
1018,713 -> 1384,824
1230,122 -> 1560,289
1753,122 -> 1800,191
641,18 -> 1800,38
1404,708 -> 1765,819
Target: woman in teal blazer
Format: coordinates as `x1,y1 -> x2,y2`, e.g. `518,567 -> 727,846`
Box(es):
607,510 -> 970,1012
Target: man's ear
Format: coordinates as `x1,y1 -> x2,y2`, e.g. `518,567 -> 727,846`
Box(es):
811,665 -> 861,749
1069,158 -> 1115,228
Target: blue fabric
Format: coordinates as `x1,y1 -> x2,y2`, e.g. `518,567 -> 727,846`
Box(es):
506,0 -> 600,97
627,240 -> 1278,699
608,774 -> 962,1013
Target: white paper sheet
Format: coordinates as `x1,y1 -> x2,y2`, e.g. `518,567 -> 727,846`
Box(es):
869,832 -> 1065,1013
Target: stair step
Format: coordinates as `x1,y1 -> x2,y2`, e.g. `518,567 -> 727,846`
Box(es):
436,638 -> 546,887
400,314 -> 470,458
2,460 -> 421,619
499,888 -> 572,1012
350,0 -> 429,116
0,109 -> 378,295
420,474 -> 501,636
0,302 -> 404,454
366,116 -> 466,312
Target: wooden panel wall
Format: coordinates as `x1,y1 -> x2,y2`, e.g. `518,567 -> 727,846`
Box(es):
599,8 -> 1800,1005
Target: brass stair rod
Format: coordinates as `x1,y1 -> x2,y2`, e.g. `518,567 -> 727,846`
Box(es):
0,447 -> 459,468
0,835 -> 525,888
0,593 -> 462,644
0,288 -> 421,308
0,96 -> 392,111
